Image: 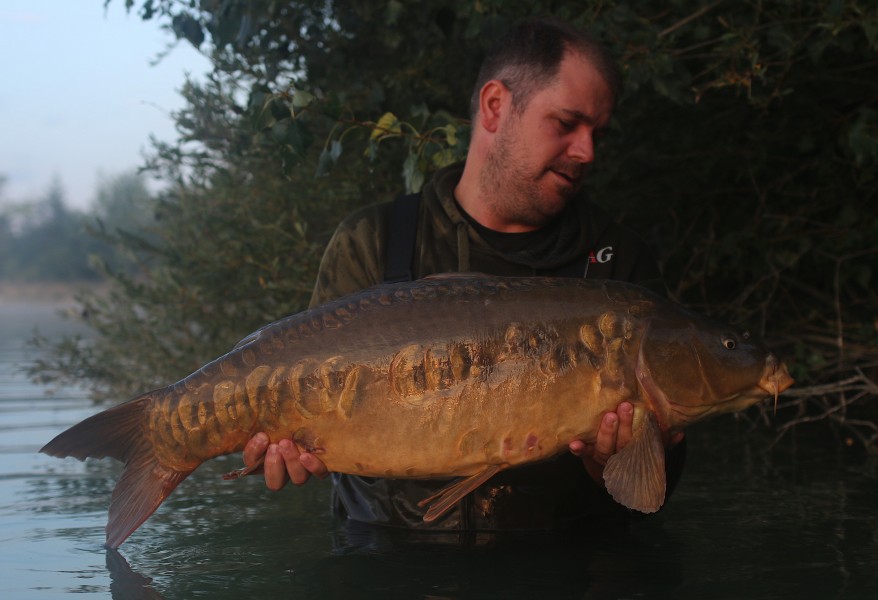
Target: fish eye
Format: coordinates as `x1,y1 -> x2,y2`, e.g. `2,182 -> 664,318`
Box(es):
722,337 -> 737,350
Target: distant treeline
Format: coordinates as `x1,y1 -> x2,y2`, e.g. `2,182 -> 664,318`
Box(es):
0,173 -> 155,282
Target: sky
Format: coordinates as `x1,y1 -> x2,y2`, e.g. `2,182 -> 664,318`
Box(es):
0,0 -> 212,210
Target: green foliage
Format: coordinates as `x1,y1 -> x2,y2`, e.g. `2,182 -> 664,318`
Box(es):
42,1 -> 878,448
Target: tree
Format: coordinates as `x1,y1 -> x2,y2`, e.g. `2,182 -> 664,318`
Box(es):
36,0 -> 878,450
0,179 -> 109,282
85,171 -> 161,276
92,172 -> 156,232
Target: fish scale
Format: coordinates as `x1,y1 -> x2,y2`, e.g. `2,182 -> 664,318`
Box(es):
40,274 -> 793,547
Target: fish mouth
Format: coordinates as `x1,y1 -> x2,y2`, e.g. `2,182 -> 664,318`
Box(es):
701,355 -> 795,417
758,355 -> 795,413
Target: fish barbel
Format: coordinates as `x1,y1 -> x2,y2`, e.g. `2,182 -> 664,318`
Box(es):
41,275 -> 793,547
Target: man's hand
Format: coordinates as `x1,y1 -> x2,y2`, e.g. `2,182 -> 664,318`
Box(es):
242,432 -> 329,490
568,401 -> 684,486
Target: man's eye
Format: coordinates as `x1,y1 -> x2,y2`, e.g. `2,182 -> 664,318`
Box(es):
555,118 -> 574,131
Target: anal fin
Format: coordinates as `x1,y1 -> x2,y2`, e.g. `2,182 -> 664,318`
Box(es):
418,464 -> 505,522
603,411 -> 666,513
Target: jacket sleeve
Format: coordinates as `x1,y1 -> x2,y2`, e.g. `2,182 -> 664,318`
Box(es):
309,204 -> 389,308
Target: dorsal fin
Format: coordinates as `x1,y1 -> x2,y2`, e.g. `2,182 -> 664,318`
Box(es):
420,272 -> 490,281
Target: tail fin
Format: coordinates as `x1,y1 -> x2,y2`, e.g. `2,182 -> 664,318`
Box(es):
40,394 -> 195,548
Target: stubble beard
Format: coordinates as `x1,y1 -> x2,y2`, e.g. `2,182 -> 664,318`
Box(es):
480,124 -> 582,229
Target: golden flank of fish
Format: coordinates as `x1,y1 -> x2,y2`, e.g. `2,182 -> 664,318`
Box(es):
41,275 -> 793,547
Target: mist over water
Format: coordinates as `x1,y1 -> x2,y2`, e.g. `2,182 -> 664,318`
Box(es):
1,301 -> 876,599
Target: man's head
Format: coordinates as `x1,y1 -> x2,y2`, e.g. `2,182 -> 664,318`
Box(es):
469,17 -> 621,120
454,18 -> 619,232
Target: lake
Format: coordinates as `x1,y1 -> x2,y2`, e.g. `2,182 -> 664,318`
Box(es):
1,300 -> 876,599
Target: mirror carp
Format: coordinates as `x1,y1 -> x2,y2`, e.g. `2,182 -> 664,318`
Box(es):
41,275 -> 793,547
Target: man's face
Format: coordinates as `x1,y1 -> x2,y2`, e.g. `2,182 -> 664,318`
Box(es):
481,51 -> 614,229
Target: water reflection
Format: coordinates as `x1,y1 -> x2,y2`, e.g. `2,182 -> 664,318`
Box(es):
108,515 -> 686,599
318,520 -> 685,599
106,550 -> 164,600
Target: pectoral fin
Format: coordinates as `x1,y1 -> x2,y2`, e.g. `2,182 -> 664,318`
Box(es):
418,464 -> 505,522
603,412 -> 666,513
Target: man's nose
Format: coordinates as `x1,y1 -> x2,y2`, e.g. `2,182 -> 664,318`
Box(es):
568,132 -> 595,164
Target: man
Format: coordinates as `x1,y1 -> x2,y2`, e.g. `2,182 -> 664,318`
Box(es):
243,17 -> 685,531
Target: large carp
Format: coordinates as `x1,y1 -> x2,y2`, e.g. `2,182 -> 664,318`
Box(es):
42,275 -> 793,547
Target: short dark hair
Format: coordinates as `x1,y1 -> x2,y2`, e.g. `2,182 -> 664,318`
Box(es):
469,17 -> 622,119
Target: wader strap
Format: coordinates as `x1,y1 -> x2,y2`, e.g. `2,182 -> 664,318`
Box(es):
548,254 -> 593,279
383,192 -> 422,283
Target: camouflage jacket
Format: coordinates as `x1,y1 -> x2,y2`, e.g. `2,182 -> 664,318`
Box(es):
310,162 -> 663,307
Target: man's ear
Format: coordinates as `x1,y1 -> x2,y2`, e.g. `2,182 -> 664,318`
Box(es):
477,80 -> 510,134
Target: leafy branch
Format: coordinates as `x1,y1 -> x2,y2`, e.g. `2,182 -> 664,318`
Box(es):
252,87 -> 470,191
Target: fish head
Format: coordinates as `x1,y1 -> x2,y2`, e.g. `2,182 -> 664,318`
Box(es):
636,309 -> 794,430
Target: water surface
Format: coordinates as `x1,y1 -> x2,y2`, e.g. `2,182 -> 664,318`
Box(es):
1,302 -> 876,598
